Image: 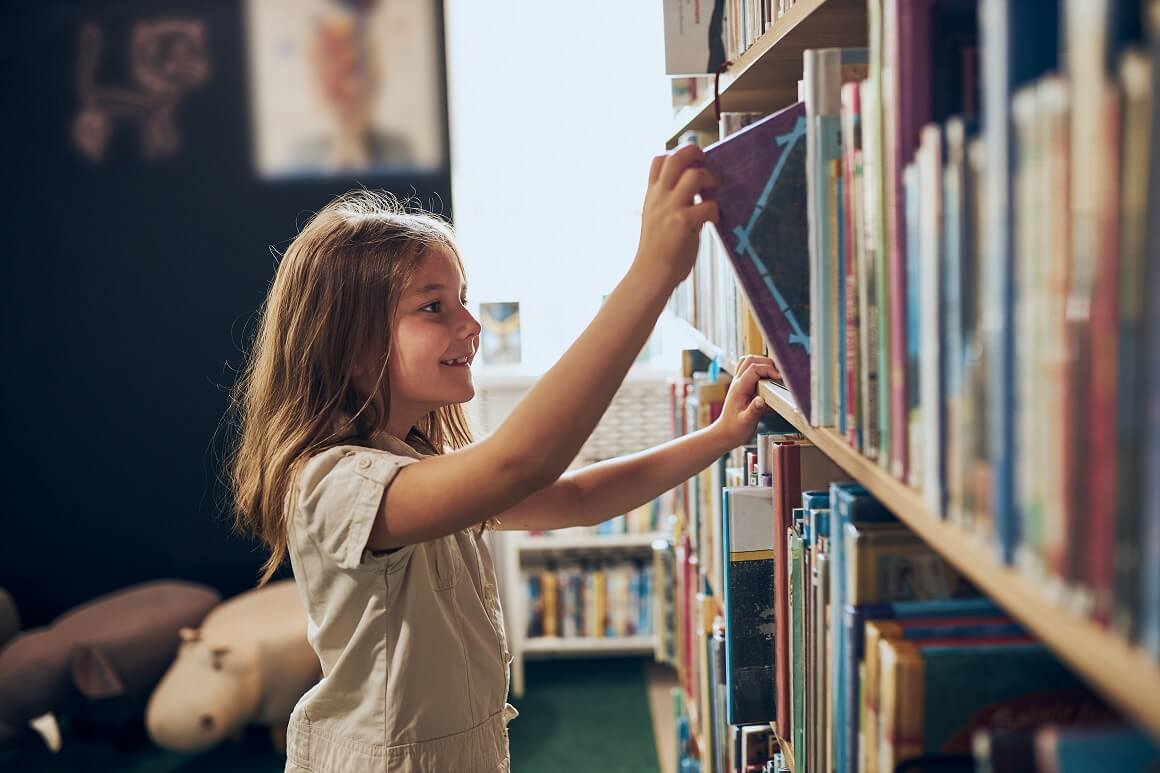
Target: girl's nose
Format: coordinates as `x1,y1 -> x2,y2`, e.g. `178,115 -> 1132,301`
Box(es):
461,308 -> 482,339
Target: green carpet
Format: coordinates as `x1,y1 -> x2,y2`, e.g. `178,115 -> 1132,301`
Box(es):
508,656 -> 660,772
0,657 -> 659,772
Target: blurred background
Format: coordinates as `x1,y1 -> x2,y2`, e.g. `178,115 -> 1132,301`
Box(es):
0,1 -> 683,769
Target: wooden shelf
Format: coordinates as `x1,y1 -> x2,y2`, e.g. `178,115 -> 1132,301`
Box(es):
755,379 -> 1160,739
523,635 -> 656,657
515,532 -> 665,552
666,0 -> 867,148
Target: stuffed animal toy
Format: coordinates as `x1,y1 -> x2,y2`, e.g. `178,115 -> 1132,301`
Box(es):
145,579 -> 320,754
0,588 -> 20,651
0,580 -> 221,751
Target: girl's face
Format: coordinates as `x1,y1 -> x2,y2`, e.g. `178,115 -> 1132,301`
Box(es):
385,248 -> 481,428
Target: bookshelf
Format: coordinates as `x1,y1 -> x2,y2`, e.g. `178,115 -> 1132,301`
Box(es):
660,0 -> 1160,767
745,379 -> 1160,739
666,0 -> 867,148
514,532 -> 665,552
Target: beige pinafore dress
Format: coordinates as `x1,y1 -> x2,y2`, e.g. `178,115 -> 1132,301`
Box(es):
283,433 -> 517,772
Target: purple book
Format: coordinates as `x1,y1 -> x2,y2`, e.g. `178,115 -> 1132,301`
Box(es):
703,101 -> 812,417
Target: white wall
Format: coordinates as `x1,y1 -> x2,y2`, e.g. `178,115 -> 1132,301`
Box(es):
444,0 -> 685,377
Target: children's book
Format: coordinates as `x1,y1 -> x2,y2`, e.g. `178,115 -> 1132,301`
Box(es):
703,101 -> 813,417
721,486 -> 777,725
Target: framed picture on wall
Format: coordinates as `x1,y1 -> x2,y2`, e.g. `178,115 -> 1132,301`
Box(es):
479,302 -> 521,366
244,0 -> 446,178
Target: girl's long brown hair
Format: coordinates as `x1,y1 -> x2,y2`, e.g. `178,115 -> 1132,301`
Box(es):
227,191 -> 474,586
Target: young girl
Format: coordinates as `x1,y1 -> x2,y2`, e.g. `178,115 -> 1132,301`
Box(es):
229,143 -> 779,772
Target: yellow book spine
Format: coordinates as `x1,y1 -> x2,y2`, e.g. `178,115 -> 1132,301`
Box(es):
878,639 -> 925,773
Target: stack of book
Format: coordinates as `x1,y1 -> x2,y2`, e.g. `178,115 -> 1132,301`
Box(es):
523,560 -> 654,640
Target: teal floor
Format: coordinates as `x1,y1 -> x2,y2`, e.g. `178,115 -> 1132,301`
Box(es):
0,657 -> 659,772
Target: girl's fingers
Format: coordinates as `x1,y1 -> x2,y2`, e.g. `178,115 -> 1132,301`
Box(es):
658,143 -> 705,191
673,167 -> 721,205
648,154 -> 665,186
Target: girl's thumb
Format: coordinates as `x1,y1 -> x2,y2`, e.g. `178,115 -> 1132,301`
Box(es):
747,395 -> 765,415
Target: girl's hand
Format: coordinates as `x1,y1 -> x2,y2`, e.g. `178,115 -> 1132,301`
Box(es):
712,355 -> 780,449
633,144 -> 720,288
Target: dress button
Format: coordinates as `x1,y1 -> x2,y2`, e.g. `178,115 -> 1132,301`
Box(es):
357,457 -> 372,470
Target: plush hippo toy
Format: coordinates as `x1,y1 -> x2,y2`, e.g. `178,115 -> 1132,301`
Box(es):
0,588 -> 20,651
146,579 -> 320,754
0,580 -> 221,751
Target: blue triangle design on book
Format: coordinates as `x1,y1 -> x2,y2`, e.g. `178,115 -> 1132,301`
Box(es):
730,115 -> 811,354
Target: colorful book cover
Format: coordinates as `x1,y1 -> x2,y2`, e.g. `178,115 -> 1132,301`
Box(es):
721,486 -> 777,725
981,0 -> 1060,564
703,102 -> 813,417
828,483 -> 896,772
805,47 -> 870,429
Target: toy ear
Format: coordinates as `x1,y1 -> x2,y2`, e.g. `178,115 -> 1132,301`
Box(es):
70,646 -> 125,700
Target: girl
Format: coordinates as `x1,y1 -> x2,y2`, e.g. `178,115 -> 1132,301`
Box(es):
228,143 -> 779,772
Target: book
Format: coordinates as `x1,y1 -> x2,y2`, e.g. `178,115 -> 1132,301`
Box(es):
788,524 -> 807,773
774,443 -> 848,737
878,640 -> 1111,771
980,0 -> 1061,564
703,102 -> 813,417
919,123 -> 945,516
721,486 -> 776,725
1034,724 -> 1160,772
841,83 -> 867,452
1145,0 -> 1160,663
904,159 -> 923,490
828,483 -> 895,772
864,616 -> 1024,770
805,47 -> 870,429
1113,47 -> 1153,640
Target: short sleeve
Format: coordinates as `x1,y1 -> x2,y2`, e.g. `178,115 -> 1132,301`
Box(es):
294,446 -> 420,571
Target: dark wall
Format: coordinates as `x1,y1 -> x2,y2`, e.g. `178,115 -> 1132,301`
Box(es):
0,0 -> 452,627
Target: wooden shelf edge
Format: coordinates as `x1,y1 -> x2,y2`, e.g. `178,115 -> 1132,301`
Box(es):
516,532 -> 665,551
757,380 -> 1160,739
523,636 -> 656,655
666,0 -> 867,147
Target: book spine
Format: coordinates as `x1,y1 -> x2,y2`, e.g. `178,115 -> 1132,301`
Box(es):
842,83 -> 863,450
903,159 -> 922,494
1087,89 -> 1123,624
885,0 -> 909,482
920,124 -> 945,517
1144,0 -> 1160,662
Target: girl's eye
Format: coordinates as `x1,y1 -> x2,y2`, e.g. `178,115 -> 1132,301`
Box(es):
422,302 -> 441,313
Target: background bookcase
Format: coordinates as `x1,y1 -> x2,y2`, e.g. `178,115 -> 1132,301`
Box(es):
662,0 -> 1160,760
471,369 -> 675,697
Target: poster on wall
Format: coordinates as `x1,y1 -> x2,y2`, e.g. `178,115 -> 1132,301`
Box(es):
244,0 -> 445,178
480,302 -> 521,366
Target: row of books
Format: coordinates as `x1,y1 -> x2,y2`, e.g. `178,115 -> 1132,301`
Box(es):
670,1 -> 1160,657
664,356 -> 1159,772
524,494 -> 671,539
802,1 -> 1160,650
523,562 -> 654,640
663,0 -> 803,77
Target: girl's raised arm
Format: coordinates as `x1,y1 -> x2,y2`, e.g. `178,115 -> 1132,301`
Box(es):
370,144 -> 718,548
